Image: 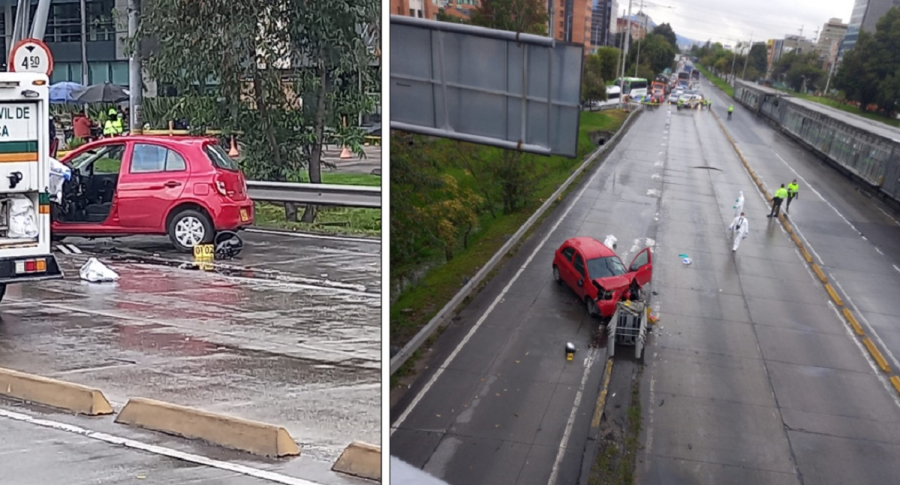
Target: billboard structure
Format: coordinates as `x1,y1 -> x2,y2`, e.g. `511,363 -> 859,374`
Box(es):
390,16 -> 585,158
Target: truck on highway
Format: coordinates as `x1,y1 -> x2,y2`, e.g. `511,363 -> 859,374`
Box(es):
0,72 -> 63,302
691,69 -> 700,83
677,71 -> 689,88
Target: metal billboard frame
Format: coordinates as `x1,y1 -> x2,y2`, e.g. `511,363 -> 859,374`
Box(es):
390,15 -> 584,158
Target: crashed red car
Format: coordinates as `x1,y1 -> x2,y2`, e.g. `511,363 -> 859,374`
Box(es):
552,237 -> 653,318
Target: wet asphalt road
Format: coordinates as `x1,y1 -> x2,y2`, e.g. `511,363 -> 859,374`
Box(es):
0,230 -> 380,484
636,89 -> 900,484
390,111 -> 662,485
392,97 -> 900,485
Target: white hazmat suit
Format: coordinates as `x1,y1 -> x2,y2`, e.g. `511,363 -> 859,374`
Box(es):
733,191 -> 744,219
728,214 -> 749,252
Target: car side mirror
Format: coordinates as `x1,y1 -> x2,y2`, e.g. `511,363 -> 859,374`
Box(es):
577,278 -> 584,287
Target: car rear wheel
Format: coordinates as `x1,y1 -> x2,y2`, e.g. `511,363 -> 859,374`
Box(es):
586,297 -> 599,318
553,265 -> 561,283
168,209 -> 214,252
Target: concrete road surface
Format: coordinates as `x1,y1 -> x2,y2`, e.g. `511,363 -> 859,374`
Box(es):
392,97 -> 900,485
636,85 -> 900,484
0,230 -> 380,484
390,110 -> 663,485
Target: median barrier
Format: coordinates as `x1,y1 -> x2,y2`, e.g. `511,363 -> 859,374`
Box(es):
332,441 -> 381,481
115,397 -> 300,457
0,367 -> 113,416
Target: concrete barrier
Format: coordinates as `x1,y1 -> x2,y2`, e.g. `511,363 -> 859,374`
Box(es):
0,368 -> 113,415
115,398 -> 300,457
332,441 -> 381,481
863,338 -> 891,373
891,376 -> 900,395
825,283 -> 844,307
800,247 -> 813,263
811,264 -> 828,283
843,308 -> 865,336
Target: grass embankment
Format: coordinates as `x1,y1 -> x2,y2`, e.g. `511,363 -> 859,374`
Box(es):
254,172 -> 381,237
390,109 -> 630,378
695,65 -> 733,97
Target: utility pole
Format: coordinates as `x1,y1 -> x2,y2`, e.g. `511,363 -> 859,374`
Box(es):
824,42 -> 838,94
619,0 -> 634,86
730,41 -> 739,85
80,0 -> 89,87
634,0 -> 646,78
741,32 -> 753,80
128,0 -> 143,134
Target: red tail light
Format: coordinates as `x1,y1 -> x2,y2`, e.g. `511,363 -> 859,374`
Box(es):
215,179 -> 227,196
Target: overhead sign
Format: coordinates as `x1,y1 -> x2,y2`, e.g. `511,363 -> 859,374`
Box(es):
391,16 -> 584,158
9,38 -> 54,76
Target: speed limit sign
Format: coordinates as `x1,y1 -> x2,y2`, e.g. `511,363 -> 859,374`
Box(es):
9,38 -> 53,76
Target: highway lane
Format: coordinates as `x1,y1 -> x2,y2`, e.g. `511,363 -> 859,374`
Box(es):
637,93 -> 900,484
698,76 -> 900,381
390,109 -> 665,485
0,232 -> 380,484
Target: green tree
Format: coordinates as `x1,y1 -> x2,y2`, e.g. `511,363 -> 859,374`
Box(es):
582,55 -> 607,107
594,47 -> 621,81
747,43 -> 768,76
834,30 -> 880,109
469,0 -> 547,35
134,0 -> 379,223
653,23 -> 678,50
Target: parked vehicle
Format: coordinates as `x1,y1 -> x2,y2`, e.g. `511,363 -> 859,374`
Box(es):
53,136 -> 254,252
552,237 -> 652,318
0,72 -> 64,302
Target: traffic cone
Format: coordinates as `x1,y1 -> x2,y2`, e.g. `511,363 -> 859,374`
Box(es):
340,146 -> 352,159
228,136 -> 239,157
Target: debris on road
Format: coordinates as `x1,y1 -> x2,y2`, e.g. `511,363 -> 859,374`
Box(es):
679,254 -> 692,265
79,258 -> 119,282
605,235 -> 618,249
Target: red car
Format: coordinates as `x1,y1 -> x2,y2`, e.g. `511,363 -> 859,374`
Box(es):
552,237 -> 653,318
53,136 -> 254,251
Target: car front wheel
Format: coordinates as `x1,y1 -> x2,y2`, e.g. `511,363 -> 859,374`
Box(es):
168,209 -> 214,252
586,297 -> 599,318
553,265 -> 561,283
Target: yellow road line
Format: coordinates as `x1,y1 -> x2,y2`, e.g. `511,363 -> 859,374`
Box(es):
891,376 -> 900,395
791,233 -> 803,248
590,359 -> 615,429
825,283 -> 844,306
811,264 -> 827,283
863,337 -> 891,373
800,247 -> 812,263
843,308 -> 865,336
783,221 -> 793,234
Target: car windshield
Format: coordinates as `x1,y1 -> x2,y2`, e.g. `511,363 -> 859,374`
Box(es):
205,143 -> 240,171
586,256 -> 627,279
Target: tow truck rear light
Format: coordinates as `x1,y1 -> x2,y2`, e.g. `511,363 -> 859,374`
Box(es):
15,258 -> 46,274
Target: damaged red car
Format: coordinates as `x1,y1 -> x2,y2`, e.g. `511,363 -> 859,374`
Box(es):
552,237 -> 653,318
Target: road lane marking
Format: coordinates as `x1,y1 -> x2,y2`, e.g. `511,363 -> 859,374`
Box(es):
548,348 -> 598,485
391,124 -> 625,435
0,409 -> 324,485
245,227 -> 378,244
714,106 -> 900,410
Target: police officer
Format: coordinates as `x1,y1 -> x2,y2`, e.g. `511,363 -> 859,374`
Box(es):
103,108 -> 118,138
113,112 -> 124,135
768,184 -> 789,218
728,104 -> 734,119
786,179 -> 799,212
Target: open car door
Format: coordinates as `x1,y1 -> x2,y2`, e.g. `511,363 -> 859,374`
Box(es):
628,248 -> 653,287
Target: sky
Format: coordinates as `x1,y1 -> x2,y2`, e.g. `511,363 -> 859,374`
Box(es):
623,0 -> 857,47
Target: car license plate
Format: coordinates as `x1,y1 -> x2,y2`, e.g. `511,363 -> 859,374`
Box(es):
240,208 -> 249,222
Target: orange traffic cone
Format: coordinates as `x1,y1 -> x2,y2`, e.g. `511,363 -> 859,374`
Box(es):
340,146 -> 352,159
228,136 -> 239,157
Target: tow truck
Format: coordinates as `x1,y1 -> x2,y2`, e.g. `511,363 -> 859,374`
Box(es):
0,72 -> 63,302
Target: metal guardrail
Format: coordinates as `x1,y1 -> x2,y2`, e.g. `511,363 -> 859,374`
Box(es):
246,181 -> 381,208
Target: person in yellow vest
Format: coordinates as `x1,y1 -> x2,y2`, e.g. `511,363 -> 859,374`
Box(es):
103,108 -> 118,138
113,112 -> 124,135
768,184 -> 789,218
786,179 -> 799,212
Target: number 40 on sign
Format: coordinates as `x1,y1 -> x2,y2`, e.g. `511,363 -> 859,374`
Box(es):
9,38 -> 54,76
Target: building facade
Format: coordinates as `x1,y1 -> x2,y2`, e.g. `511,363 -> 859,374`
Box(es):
589,0 -> 616,48
1,0 -> 133,87
842,0 -> 900,54
816,18 -> 846,69
390,0 -> 438,19
615,18 -> 646,41
549,0 -> 592,53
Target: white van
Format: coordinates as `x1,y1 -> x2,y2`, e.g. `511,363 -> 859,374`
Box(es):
593,85 -> 621,109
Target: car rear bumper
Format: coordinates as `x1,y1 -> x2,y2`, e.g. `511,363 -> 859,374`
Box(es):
214,200 -> 254,230
0,254 -> 64,284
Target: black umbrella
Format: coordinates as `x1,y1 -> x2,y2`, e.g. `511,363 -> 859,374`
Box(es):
71,82 -> 130,104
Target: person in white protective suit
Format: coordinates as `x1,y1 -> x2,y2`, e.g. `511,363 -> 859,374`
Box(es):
733,191 -> 744,219
728,211 -> 749,252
